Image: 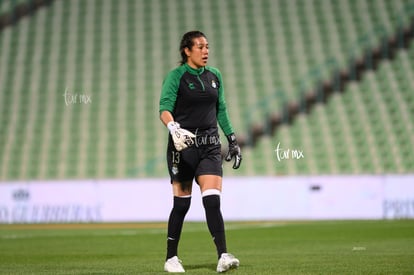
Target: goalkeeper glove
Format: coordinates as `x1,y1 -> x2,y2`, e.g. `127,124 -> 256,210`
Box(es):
167,121 -> 196,151
225,133 -> 242,169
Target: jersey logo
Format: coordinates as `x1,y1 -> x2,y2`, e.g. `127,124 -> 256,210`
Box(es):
188,82 -> 195,90
211,80 -> 219,89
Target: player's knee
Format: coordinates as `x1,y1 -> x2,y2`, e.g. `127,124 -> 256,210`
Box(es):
202,189 -> 221,209
173,196 -> 191,215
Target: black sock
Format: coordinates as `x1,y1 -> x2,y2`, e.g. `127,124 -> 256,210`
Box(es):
166,196 -> 191,260
202,194 -> 227,259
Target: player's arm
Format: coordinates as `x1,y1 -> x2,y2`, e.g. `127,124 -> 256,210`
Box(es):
215,69 -> 242,169
159,69 -> 195,151
159,69 -> 179,118
160,110 -> 174,127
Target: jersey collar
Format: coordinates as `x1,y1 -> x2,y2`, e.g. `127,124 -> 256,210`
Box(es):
184,63 -> 205,75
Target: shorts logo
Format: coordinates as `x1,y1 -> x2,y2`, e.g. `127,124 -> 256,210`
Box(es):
172,165 -> 179,175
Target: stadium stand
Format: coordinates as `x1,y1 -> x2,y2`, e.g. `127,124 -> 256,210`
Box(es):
0,0 -> 413,180
0,0 -> 53,31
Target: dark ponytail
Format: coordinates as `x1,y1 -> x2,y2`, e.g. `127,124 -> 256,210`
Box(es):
179,31 -> 206,65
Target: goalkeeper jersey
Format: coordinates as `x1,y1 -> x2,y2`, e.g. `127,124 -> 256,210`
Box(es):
159,63 -> 234,136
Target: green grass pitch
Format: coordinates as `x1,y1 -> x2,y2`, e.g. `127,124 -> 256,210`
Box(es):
1,220 -> 413,274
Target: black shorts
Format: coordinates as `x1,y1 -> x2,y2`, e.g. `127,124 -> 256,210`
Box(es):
166,133 -> 223,183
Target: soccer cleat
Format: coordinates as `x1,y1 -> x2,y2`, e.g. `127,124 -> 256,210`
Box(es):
164,256 -> 185,273
216,253 -> 240,273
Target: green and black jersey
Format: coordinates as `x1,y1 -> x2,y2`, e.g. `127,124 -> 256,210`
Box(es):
159,63 -> 234,136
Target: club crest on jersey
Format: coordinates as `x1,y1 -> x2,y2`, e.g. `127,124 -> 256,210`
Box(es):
211,80 -> 218,89
188,82 -> 195,90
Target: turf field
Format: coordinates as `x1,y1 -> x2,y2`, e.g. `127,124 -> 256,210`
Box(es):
0,220 -> 413,274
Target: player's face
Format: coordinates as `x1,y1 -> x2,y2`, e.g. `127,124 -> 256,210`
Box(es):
186,37 -> 209,69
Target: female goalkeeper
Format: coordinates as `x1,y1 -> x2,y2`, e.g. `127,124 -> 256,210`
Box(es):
159,30 -> 242,273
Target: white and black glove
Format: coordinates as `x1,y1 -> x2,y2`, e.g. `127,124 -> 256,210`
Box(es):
167,121 -> 196,151
225,133 -> 242,169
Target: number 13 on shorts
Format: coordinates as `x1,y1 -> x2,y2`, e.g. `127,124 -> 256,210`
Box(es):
171,151 -> 180,164
171,151 -> 180,175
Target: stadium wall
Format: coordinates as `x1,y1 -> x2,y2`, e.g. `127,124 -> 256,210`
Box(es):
1,175 -> 413,224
